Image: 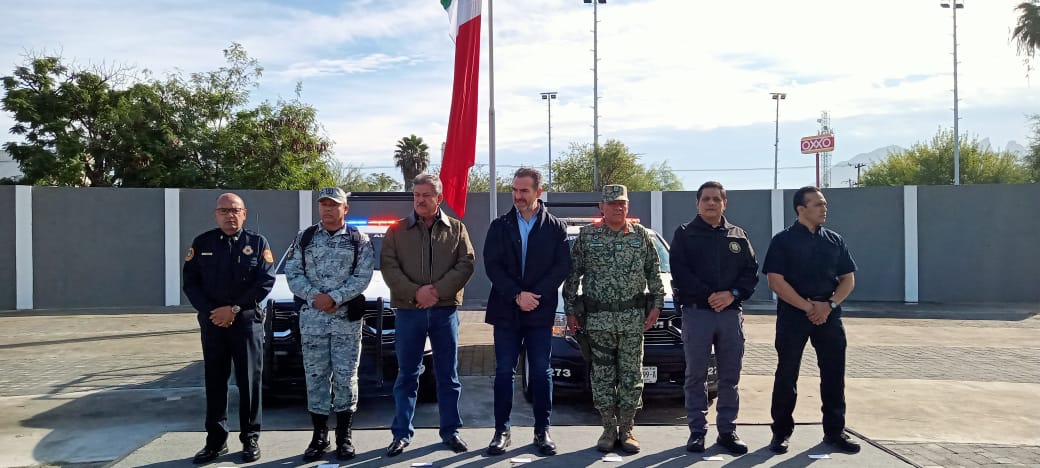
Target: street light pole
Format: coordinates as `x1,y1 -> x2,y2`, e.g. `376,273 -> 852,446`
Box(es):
941,0 -> 964,185
540,91 -> 558,191
584,0 -> 606,190
770,92 -> 786,190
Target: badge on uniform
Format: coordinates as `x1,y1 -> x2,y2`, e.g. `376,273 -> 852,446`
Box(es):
184,247 -> 194,262
263,248 -> 275,263
242,245 -> 254,256
729,241 -> 741,253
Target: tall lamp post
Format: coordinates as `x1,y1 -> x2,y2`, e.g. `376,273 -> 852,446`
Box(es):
540,91 -> 558,191
770,92 -> 787,190
941,0 -> 963,185
584,0 -> 605,190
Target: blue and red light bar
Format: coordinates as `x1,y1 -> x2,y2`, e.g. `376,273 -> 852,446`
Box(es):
346,218 -> 398,227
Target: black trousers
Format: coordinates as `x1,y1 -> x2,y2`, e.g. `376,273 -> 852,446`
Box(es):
199,309 -> 264,448
770,303 -> 847,438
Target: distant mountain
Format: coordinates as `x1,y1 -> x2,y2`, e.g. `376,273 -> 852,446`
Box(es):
825,140 -> 1029,187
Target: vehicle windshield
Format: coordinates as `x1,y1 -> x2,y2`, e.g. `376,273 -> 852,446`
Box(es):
275,232 -> 385,274
566,232 -> 670,273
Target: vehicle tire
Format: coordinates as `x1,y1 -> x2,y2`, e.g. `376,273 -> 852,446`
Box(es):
417,354 -> 438,403
518,349 -> 533,403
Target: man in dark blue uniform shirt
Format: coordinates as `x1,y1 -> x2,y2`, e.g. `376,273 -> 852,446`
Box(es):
670,181 -> 759,455
183,193 -> 276,464
762,186 -> 859,455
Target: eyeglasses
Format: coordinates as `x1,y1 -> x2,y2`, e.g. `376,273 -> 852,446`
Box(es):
215,208 -> 245,215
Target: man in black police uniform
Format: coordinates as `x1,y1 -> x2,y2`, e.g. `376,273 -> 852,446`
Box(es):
669,181 -> 759,455
183,193 -> 276,464
762,186 -> 859,455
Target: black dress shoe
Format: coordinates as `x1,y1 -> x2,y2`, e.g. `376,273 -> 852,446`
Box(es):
717,432 -> 748,455
242,439 -> 261,462
486,430 -> 510,455
444,435 -> 469,453
533,430 -> 557,456
686,433 -> 705,453
769,435 -> 790,454
823,432 -> 861,453
192,444 -> 228,464
386,438 -> 409,457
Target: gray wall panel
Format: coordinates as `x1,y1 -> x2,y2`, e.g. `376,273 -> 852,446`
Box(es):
0,186 -> 16,310
179,190 -> 300,306
918,184 -> 1040,303
33,187 -> 164,308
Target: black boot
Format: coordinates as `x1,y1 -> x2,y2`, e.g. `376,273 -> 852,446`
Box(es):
302,413 -> 330,462
335,410 -> 356,460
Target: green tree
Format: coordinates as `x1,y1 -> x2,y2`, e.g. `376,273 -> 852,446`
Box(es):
393,134 -> 429,191
1,43 -> 334,189
1012,1 -> 1040,71
551,139 -> 683,192
329,159 -> 402,192
860,128 -> 1030,186
466,164 -> 512,192
1026,114 -> 1040,182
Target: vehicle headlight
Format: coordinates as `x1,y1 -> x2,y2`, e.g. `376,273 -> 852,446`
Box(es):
552,313 -> 569,338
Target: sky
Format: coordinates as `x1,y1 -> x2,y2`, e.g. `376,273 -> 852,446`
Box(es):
1,0 -> 1037,190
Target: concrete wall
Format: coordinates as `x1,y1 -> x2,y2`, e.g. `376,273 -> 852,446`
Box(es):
0,187 -> 16,310
918,184 -> 1040,302
33,187 -> 165,308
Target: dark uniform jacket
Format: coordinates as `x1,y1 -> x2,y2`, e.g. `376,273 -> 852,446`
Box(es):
483,205 -> 572,328
669,215 -> 759,310
762,222 -> 856,302
183,228 -> 276,320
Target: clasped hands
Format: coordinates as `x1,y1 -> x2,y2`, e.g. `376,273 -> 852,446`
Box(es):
414,284 -> 440,309
803,300 -> 832,325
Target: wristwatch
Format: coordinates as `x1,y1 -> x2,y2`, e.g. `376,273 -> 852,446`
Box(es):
828,300 -> 838,310
730,289 -> 741,299
231,305 -> 242,314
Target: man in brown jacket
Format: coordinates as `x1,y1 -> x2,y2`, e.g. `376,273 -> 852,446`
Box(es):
382,173 -> 476,457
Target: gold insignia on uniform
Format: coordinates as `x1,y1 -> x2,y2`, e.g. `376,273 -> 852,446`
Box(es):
242,245 -> 254,256
184,247 -> 194,262
263,248 -> 275,263
729,241 -> 741,253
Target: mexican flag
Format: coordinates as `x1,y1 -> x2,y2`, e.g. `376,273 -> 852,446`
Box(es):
438,0 -> 481,218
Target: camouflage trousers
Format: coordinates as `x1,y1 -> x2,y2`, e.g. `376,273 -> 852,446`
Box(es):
588,328 -> 645,413
301,324 -> 362,415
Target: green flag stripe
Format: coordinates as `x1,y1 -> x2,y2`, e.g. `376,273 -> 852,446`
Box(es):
440,0 -> 451,11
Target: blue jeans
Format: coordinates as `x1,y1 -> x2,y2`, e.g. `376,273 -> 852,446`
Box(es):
391,307 -> 462,441
493,324 -> 553,433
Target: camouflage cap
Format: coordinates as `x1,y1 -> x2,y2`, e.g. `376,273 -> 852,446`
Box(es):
601,184 -> 629,202
317,187 -> 349,204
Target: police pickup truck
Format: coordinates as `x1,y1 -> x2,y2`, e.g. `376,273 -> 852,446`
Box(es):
516,216 -> 719,404
260,216 -> 437,403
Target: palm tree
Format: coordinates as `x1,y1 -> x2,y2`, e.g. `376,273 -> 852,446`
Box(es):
393,134 -> 430,191
1012,1 -> 1040,69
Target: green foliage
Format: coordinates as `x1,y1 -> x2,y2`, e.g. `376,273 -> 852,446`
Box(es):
1012,1 -> 1040,71
1026,114 -> 1040,182
393,134 -> 429,191
1,43 -> 334,188
551,139 -> 683,192
860,128 -> 1030,186
466,164 -> 512,192
329,159 -> 402,192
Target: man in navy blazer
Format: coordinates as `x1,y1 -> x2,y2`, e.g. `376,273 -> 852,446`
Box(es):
483,167 -> 572,456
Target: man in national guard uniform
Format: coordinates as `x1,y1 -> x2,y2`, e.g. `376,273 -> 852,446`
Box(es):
670,181 -> 759,455
183,193 -> 275,464
285,187 -> 375,462
763,186 -> 860,455
562,184 -> 665,454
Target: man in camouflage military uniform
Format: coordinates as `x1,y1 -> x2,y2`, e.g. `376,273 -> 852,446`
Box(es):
285,187 -> 375,462
562,184 -> 665,454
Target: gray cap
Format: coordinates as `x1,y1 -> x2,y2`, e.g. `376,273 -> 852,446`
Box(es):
317,187 -> 349,204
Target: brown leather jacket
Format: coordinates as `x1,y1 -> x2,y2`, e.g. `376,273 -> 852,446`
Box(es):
379,211 -> 475,309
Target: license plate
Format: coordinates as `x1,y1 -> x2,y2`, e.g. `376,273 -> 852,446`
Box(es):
642,366 -> 657,383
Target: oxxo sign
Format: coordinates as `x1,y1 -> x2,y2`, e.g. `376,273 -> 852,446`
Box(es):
800,134 -> 835,154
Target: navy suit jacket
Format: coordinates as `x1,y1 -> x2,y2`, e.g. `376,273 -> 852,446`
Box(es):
483,205 -> 572,328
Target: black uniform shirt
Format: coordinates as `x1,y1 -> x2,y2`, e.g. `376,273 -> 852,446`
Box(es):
183,228 -> 276,316
761,221 -> 856,299
669,215 -> 759,309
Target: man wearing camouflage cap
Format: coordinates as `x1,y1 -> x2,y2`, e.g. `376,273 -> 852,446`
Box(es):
563,184 -> 665,454
285,187 -> 375,462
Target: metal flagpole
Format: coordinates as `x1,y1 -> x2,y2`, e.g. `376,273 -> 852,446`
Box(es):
488,0 -> 497,220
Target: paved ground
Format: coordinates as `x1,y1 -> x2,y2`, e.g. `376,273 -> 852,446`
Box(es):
0,303 -> 1037,467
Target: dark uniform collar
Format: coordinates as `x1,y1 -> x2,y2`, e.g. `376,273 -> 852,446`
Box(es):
218,229 -> 244,241
692,214 -> 732,230
791,220 -> 823,236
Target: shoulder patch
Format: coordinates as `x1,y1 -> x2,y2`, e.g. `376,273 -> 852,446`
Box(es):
263,248 -> 275,263
184,247 -> 194,262
729,241 -> 741,253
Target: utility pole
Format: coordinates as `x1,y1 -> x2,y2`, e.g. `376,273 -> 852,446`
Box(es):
854,162 -> 867,187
